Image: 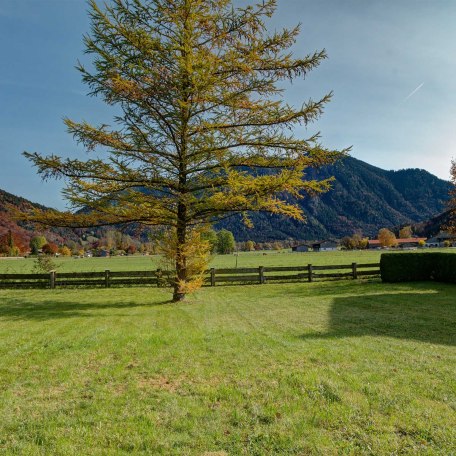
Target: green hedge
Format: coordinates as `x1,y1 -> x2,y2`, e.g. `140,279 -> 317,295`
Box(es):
432,253 -> 456,283
380,253 -> 456,283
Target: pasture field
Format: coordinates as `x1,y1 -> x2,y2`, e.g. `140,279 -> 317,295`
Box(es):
1,280 -> 455,455
0,248 -> 454,274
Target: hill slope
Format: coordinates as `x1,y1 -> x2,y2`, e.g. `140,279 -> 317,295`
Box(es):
217,157 -> 451,241
1,157 -> 451,243
0,189 -> 79,245
410,210 -> 454,238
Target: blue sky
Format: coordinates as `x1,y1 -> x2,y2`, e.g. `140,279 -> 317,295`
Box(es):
1,0 -> 455,209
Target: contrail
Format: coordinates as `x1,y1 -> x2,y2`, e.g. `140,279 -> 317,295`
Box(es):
404,82 -> 424,101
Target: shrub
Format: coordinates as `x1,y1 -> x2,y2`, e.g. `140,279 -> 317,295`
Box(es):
381,253 -> 456,283
33,255 -> 57,273
245,240 -> 255,252
341,234 -> 369,250
58,246 -> 72,256
158,226 -> 212,297
42,243 -> 58,255
126,245 -> 137,255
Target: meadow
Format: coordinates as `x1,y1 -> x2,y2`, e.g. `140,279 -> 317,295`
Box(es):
1,249 -> 455,454
1,280 -> 455,455
0,248 -> 454,274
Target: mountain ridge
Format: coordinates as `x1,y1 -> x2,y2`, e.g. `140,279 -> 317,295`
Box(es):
216,156 -> 451,241
1,156 -> 452,243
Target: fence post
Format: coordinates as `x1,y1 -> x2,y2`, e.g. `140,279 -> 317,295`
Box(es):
307,264 -> 313,282
50,270 -> 56,289
352,263 -> 358,280
259,266 -> 265,284
156,268 -> 162,288
210,268 -> 216,287
105,269 -> 110,288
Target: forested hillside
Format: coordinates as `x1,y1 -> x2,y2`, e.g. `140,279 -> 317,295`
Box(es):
217,157 -> 451,241
0,189 -> 79,246
411,210 -> 454,238
1,157 -> 451,244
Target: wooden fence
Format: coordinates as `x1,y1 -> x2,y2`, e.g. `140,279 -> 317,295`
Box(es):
0,263 -> 380,289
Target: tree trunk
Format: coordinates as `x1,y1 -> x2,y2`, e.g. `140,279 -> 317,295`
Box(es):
173,204 -> 187,302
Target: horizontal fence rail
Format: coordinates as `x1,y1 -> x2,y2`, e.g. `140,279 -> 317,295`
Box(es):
206,262 -> 380,285
0,263 -> 380,289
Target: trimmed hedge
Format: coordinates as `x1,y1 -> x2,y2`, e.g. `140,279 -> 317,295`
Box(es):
433,253 -> 456,283
381,253 -> 456,283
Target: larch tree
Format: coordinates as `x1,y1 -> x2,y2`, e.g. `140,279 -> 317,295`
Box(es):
22,0 -> 345,301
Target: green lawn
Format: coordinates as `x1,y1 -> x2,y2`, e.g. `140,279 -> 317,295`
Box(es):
0,248 -> 454,273
1,280 -> 455,454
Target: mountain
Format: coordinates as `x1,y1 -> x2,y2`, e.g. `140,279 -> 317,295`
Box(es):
216,157 -> 452,241
0,189 -> 80,246
410,210 -> 454,238
1,156 -> 452,244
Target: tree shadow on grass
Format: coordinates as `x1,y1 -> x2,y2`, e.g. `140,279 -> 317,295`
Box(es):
300,282 -> 456,346
0,297 -> 173,321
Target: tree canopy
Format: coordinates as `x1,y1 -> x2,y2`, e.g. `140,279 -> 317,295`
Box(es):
378,228 -> 397,248
399,226 -> 412,239
29,236 -> 47,255
22,0 -> 345,300
216,229 -> 235,254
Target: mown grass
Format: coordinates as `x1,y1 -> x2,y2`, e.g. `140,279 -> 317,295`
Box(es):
0,248 -> 454,273
1,280 -> 455,455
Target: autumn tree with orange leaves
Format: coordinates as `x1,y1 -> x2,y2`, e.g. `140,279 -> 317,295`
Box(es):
22,0 -> 345,301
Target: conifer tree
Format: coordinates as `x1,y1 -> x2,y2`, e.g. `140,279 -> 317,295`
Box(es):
23,0 -> 345,301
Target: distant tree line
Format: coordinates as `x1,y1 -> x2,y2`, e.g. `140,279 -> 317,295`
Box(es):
341,226 -> 420,250
1,221 -> 444,259
340,234 -> 369,250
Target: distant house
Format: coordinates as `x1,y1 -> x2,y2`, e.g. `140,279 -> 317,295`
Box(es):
368,238 -> 426,249
368,240 -> 382,250
425,232 -> 456,247
292,244 -> 311,253
397,238 -> 427,249
425,237 -> 440,248
312,240 -> 338,252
